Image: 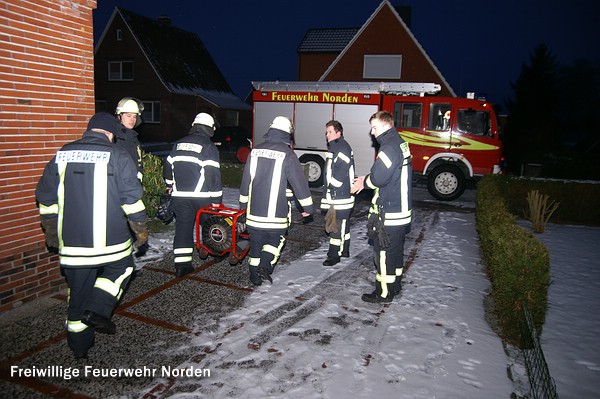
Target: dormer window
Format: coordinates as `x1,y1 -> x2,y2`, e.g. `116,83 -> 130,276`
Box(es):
116,29 -> 123,41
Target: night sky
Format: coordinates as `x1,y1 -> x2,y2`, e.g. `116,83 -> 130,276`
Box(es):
92,0 -> 599,110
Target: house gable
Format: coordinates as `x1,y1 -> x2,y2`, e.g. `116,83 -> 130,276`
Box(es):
306,1 -> 455,97
94,7 -> 251,142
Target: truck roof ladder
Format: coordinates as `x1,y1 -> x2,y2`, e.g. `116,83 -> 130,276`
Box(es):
252,81 -> 441,96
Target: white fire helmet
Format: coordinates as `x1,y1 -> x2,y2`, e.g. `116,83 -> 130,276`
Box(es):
115,98 -> 143,115
270,116 -> 293,134
192,113 -> 216,130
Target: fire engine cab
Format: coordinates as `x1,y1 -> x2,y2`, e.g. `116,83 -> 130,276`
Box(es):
251,81 -> 503,201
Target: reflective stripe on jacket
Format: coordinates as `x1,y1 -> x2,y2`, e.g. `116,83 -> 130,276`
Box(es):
35,130 -> 146,267
365,127 -> 412,227
239,128 -> 314,230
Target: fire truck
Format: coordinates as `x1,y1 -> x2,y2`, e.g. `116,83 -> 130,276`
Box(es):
251,81 -> 503,201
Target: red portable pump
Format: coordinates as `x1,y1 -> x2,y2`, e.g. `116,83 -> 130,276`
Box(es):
195,204 -> 250,265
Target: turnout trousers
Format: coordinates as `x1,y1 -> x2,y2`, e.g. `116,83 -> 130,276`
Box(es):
247,226 -> 286,283
62,256 -> 134,354
327,208 -> 351,259
372,224 -> 407,299
172,197 -> 211,271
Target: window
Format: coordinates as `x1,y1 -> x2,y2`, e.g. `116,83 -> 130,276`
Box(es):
363,55 -> 402,79
225,110 -> 239,126
394,102 -> 422,129
108,61 -> 133,81
457,109 -> 491,136
116,29 -> 123,41
142,101 -> 160,123
429,103 -> 452,131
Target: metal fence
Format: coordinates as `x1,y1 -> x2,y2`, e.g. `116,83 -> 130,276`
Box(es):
521,302 -> 559,399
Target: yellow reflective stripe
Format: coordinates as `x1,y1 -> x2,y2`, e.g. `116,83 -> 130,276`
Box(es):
330,176 -> 343,187
67,320 -> 89,333
336,152 -> 350,164
170,155 -> 220,168
268,156 -> 285,218
57,162 -> 67,248
94,267 -> 132,299
247,214 -> 288,224
377,151 -> 392,168
175,256 -> 193,263
247,219 -> 288,229
60,246 -> 133,266
395,268 -> 403,277
330,238 -> 341,246
248,257 -> 260,266
297,196 -> 313,207
93,162 -> 108,248
39,203 -> 58,215
239,194 -> 249,203
61,240 -> 132,256
263,244 -> 279,256
122,199 -> 145,215
365,175 -> 376,190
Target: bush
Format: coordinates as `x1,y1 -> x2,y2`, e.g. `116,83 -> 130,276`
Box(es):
476,175 -> 550,346
141,152 -> 167,218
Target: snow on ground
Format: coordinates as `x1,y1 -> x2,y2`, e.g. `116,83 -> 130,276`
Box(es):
136,188 -> 600,398
530,223 -> 600,398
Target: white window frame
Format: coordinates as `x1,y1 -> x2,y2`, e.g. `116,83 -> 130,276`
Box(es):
363,55 -> 402,79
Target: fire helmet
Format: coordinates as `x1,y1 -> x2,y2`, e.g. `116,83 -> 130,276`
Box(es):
115,97 -> 144,128
270,116 -> 293,134
192,113 -> 216,130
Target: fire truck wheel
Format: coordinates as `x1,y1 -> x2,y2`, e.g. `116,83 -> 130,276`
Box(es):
427,164 -> 466,201
201,216 -> 233,254
299,154 -> 325,187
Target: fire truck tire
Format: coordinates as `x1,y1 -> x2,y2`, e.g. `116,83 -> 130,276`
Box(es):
201,216 -> 233,254
299,154 -> 324,187
427,164 -> 466,201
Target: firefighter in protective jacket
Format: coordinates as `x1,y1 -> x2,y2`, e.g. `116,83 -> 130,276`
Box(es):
352,110 -> 412,303
35,112 -> 148,359
320,120 -> 355,266
163,113 -> 223,277
239,116 -> 314,285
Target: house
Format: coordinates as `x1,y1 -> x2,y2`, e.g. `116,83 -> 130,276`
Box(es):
94,7 -> 251,143
0,0 -> 98,312
297,1 -> 455,97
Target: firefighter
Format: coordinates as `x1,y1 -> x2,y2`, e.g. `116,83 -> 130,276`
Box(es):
163,113 -> 222,277
321,120 -> 355,266
35,112 -> 148,359
115,97 -> 149,263
351,110 -> 412,303
239,116 -> 314,285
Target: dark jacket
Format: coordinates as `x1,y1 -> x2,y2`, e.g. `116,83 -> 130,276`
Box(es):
36,130 -> 146,267
163,125 -> 223,203
320,136 -> 355,211
364,127 -> 412,227
115,126 -> 143,180
239,128 -> 314,230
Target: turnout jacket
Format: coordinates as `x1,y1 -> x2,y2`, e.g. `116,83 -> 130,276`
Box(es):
164,126 -> 223,203
35,130 -> 146,267
320,137 -> 355,211
115,126 -> 143,181
239,128 -> 315,230
364,127 -> 412,227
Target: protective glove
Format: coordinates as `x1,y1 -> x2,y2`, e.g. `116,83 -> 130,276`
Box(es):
324,207 -> 338,233
366,212 -> 390,248
376,217 -> 391,249
128,220 -> 148,249
156,193 -> 174,224
41,218 -> 59,251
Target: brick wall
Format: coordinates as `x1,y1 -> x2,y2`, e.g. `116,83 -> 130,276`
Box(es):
0,0 -> 97,312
